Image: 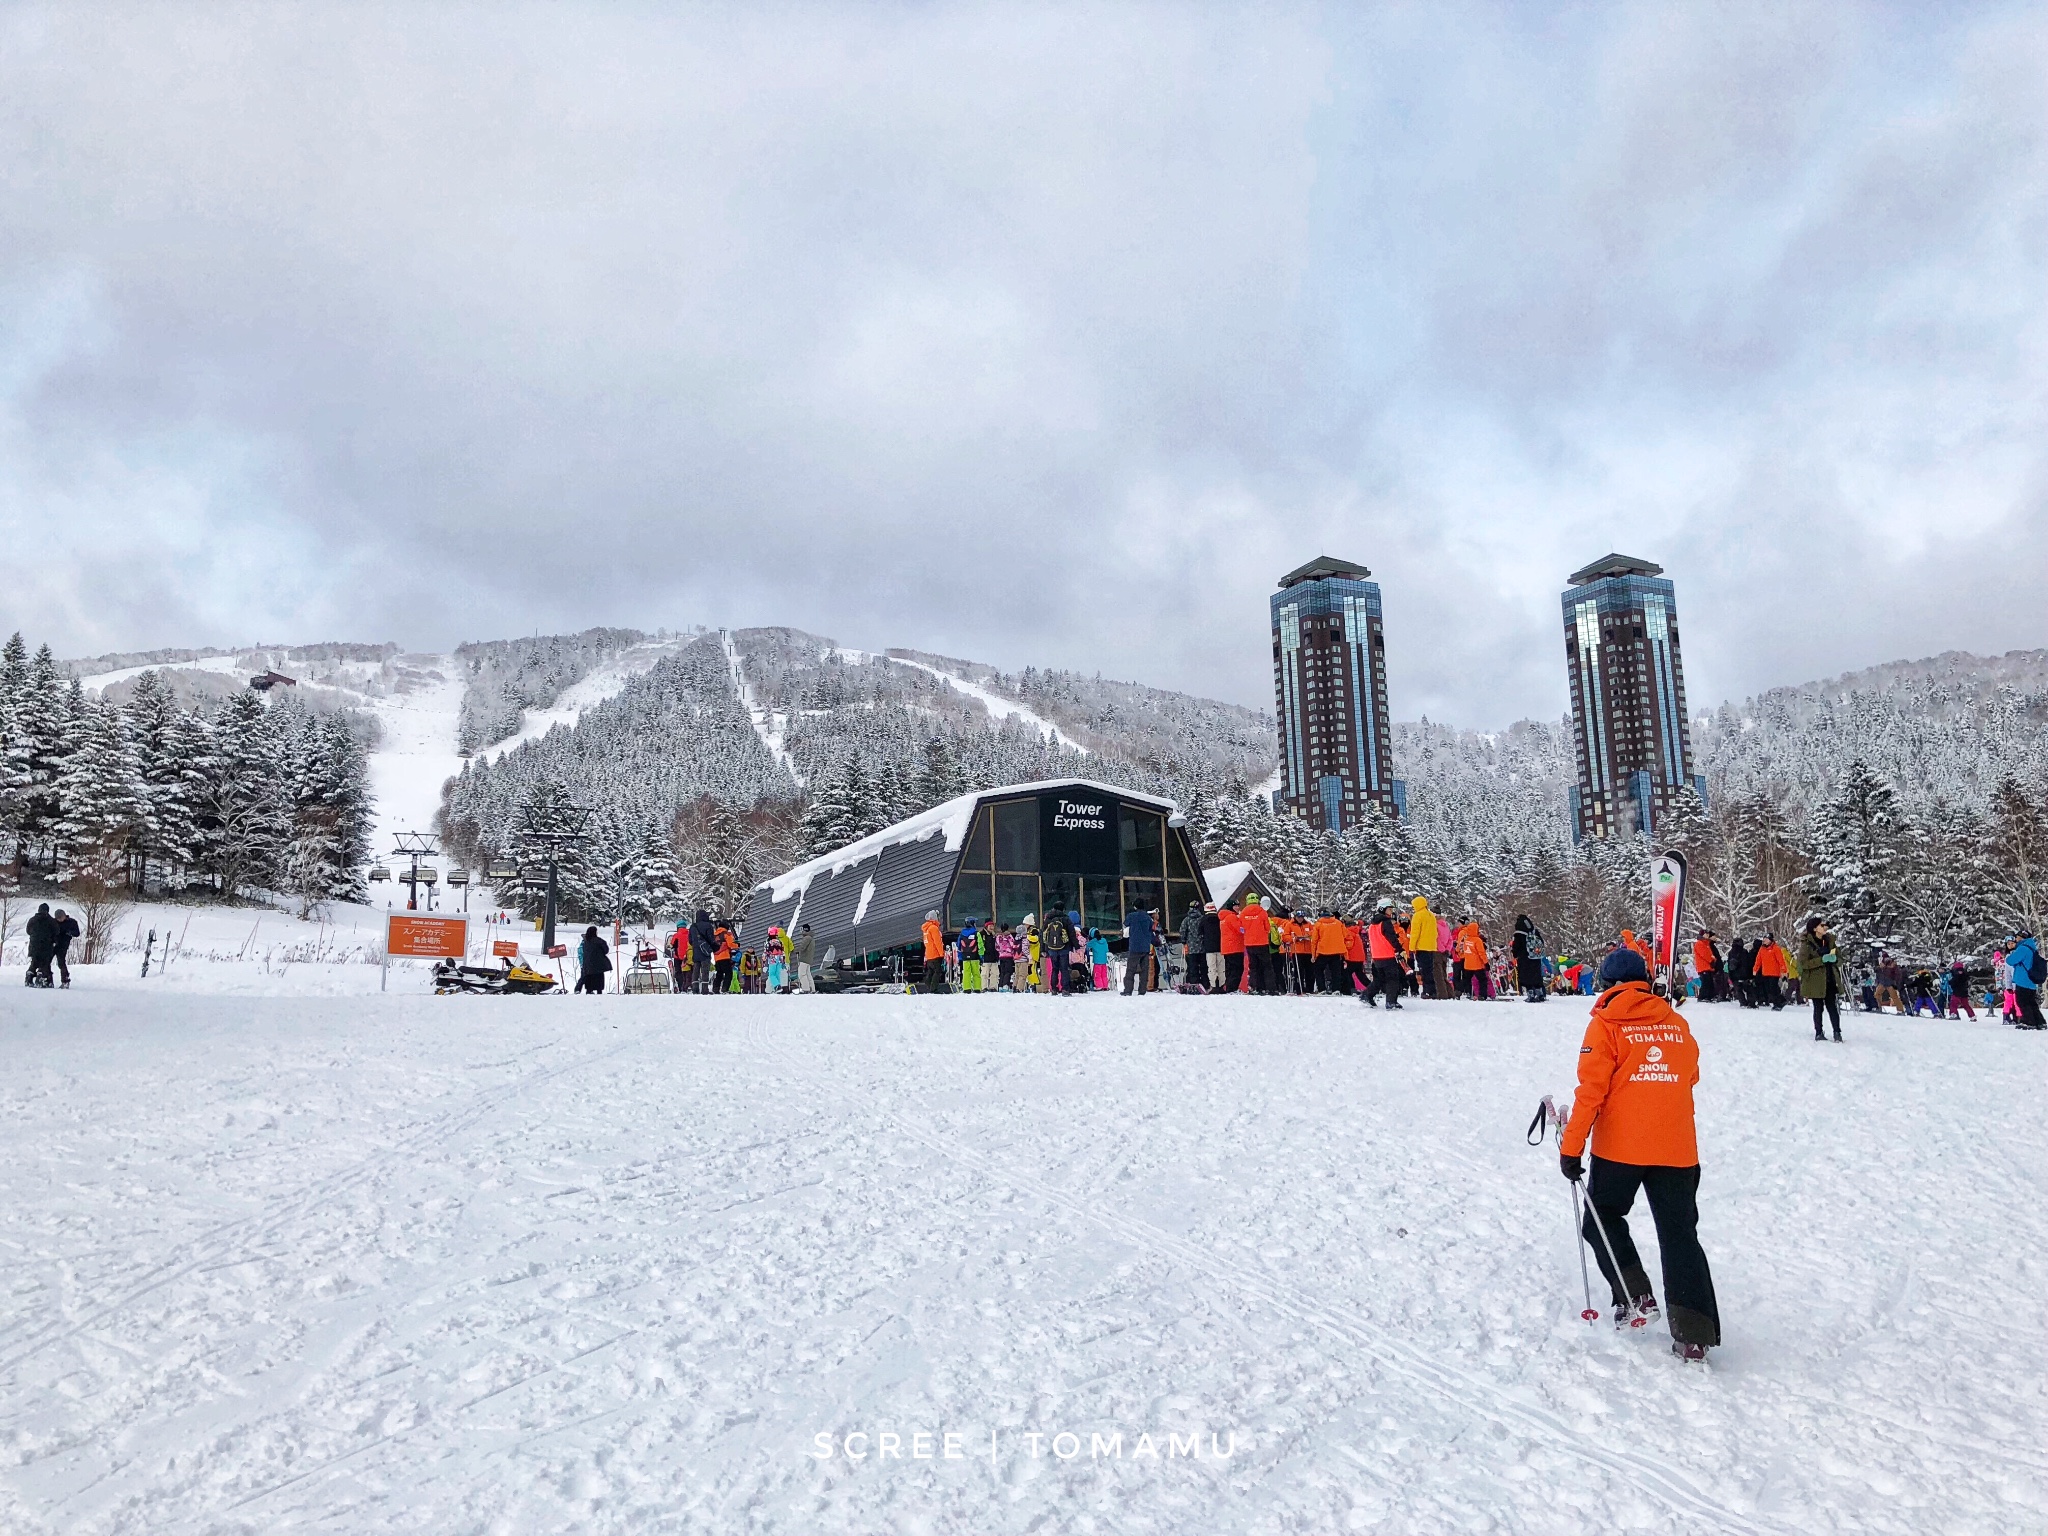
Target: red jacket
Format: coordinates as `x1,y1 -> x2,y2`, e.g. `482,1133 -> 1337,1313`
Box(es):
1344,922 -> 1366,963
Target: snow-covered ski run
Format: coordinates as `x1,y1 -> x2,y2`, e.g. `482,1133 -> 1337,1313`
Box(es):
2,985 -> 2039,1534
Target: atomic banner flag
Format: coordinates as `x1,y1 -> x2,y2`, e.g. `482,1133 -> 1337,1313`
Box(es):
1650,850 -> 1688,976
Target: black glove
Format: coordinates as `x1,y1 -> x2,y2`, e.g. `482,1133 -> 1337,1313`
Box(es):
1560,1152 -> 1584,1183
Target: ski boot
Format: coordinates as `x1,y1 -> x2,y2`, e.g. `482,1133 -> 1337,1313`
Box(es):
1616,1293 -> 1660,1330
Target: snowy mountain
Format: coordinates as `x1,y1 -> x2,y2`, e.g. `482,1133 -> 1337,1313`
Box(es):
37,627 -> 2048,962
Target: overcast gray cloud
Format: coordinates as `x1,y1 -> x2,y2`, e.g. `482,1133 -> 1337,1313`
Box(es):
0,1 -> 2041,724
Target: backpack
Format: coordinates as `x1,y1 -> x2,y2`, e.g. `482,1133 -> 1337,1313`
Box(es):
2029,944 -> 2046,987
1043,915 -> 1071,951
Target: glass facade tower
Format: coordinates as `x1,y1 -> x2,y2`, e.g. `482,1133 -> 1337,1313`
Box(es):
1561,553 -> 1704,841
1270,556 -> 1399,831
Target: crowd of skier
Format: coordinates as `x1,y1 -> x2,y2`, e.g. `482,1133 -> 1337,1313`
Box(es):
556,892 -> 2047,1030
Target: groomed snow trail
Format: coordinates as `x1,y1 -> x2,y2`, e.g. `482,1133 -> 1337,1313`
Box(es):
1,991 -> 2040,1535
879,654 -> 1090,754
474,640 -> 686,765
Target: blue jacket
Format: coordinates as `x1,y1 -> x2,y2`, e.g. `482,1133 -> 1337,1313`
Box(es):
1124,910 -> 1156,954
2012,937 -> 2041,991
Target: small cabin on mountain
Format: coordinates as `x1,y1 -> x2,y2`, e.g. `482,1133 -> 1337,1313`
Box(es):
248,670 -> 298,692
740,778 -> 1207,969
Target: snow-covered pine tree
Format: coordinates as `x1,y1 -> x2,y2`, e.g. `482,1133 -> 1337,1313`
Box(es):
204,690 -> 290,897
1985,777 -> 2047,936
53,694 -> 147,886
1807,761 -> 1911,957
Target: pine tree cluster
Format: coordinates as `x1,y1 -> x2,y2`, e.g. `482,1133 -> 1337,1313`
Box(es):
1,633 -> 375,909
454,628 -> 647,752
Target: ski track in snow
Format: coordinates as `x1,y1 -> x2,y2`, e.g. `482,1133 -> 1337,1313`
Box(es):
862,652 -> 1090,756
1,988 -> 2040,1535
473,641 -> 687,767
725,631 -> 804,788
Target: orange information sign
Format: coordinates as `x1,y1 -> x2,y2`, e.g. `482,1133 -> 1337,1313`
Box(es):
386,915 -> 468,959
492,938 -> 521,959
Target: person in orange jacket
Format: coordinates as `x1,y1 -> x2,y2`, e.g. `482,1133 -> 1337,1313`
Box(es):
1452,918 -> 1489,999
1218,901 -> 1246,995
1312,912 -> 1349,995
1362,899 -> 1408,1009
1239,896 -> 1272,994
921,910 -> 949,994
1753,932 -> 1788,1010
1560,947 -> 1720,1361
1343,918 -> 1367,996
1620,928 -> 1652,966
1691,932 -> 1724,1002
1286,911 -> 1315,994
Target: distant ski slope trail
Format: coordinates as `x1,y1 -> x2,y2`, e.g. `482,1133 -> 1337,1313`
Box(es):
877,653 -> 1090,755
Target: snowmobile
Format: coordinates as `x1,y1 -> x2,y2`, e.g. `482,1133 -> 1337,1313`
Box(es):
432,957 -> 561,996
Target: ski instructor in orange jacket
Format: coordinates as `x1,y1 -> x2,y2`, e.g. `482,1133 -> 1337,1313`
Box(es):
1559,946 -> 1721,1361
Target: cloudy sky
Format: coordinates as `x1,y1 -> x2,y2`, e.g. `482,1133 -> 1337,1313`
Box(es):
2,3 -> 2042,726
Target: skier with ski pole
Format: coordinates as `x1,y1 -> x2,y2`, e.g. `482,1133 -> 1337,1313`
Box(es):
1557,946 -> 1722,1361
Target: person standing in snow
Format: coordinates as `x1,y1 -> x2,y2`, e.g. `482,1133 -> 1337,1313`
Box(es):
686,909 -> 717,994
921,910 -> 948,993
1691,931 -> 1724,1002
50,908 -> 80,988
1559,947 -> 1721,1361
1362,899 -> 1407,1009
2009,932 -> 2044,1029
1217,900 -> 1245,995
1120,905 -> 1156,995
1753,934 -> 1788,1010
1180,902 -> 1207,989
957,920 -> 982,993
1199,903 -> 1224,992
575,926 -> 610,994
1946,957 -> 1975,1019
1512,915 -> 1546,1003
1797,916 -> 1842,1041
1407,897 -> 1443,998
24,902 -> 56,988
1239,896 -> 1272,995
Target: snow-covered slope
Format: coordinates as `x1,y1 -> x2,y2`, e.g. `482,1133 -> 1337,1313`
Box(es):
1,988 -> 2038,1535
360,656 -> 466,862
882,653 -> 1091,753
474,639 -> 686,764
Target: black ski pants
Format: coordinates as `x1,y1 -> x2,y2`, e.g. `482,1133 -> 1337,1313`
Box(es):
2017,988 -> 2045,1029
1584,1157 -> 1720,1347
1245,947 -> 1270,995
1317,954 -> 1347,994
1811,994 -> 1841,1038
1223,952 -> 1244,994
1368,958 -> 1406,1007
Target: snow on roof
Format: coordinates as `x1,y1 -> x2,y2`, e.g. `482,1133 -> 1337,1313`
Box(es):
763,778 -> 1179,903
1204,861 -> 1253,904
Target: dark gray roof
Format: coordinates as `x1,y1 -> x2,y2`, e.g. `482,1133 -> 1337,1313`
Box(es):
738,777 -> 1181,962
1277,555 -> 1372,589
1566,552 -> 1664,586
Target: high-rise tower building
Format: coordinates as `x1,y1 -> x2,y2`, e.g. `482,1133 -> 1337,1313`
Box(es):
1561,553 -> 1705,841
1270,556 -> 1400,831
